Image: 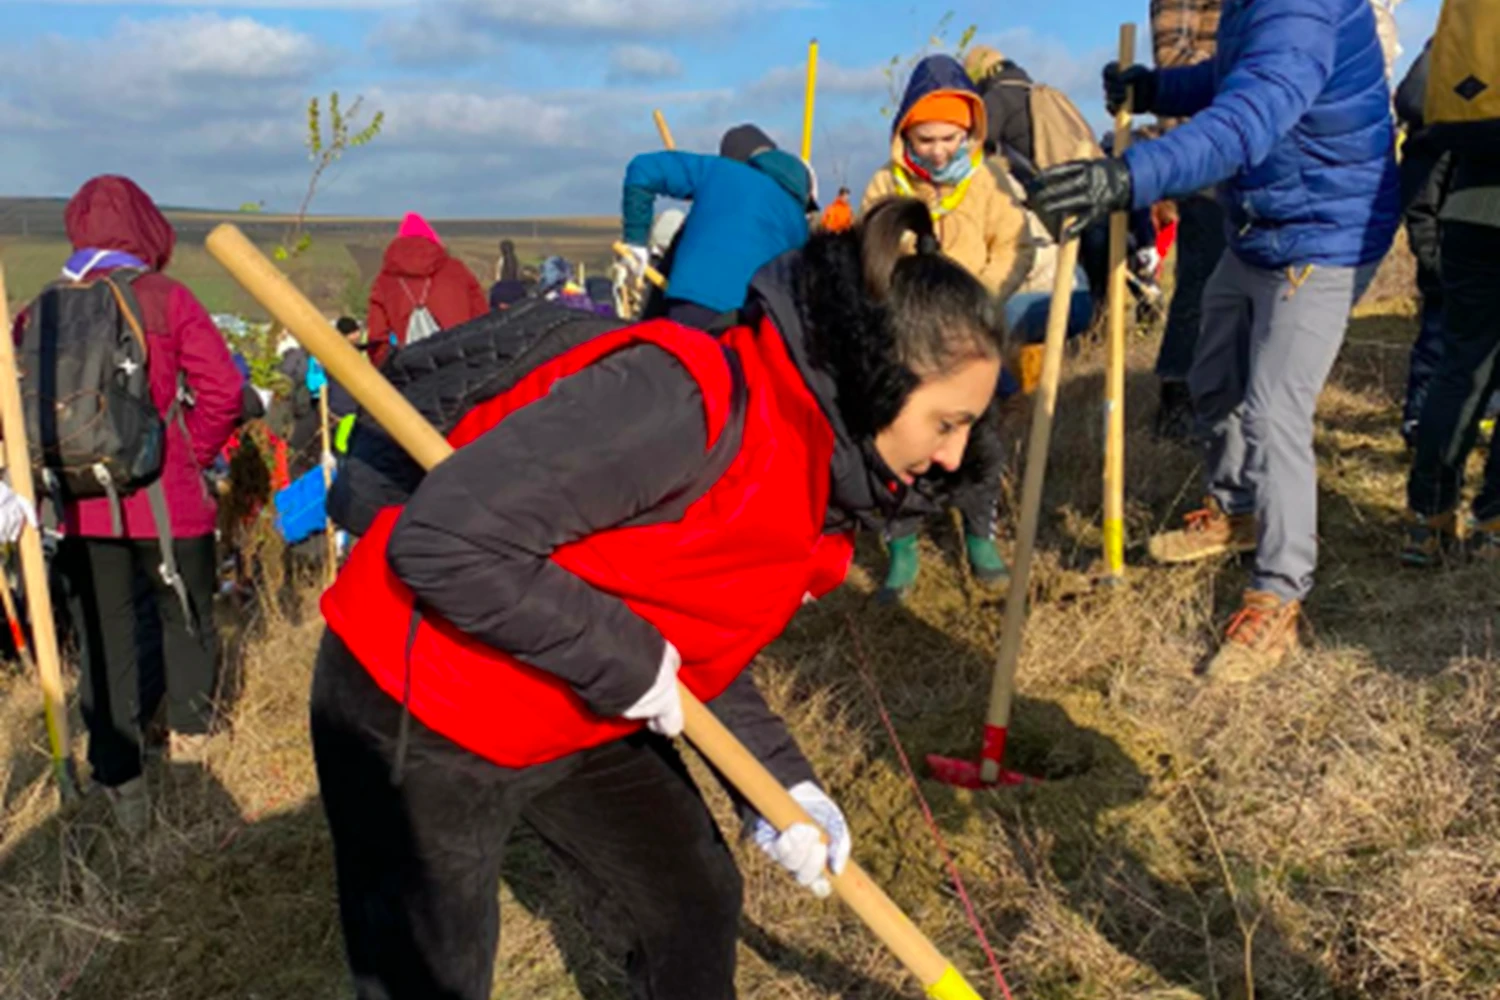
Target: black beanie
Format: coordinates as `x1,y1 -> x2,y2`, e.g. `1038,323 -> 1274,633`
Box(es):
719,123 -> 777,163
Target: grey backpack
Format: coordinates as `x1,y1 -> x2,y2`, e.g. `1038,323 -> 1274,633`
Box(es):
18,270 -> 196,629
402,278 -> 441,345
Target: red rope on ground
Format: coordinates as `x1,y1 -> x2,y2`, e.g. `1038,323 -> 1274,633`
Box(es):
844,613 -> 1016,1000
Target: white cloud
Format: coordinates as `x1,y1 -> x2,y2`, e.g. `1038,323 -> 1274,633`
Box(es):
368,6 -> 503,66
0,10 -> 737,217
371,0 -> 805,44
0,0 -> 410,7
459,0 -> 749,34
747,60 -> 888,101
9,14 -> 324,116
607,44 -> 682,83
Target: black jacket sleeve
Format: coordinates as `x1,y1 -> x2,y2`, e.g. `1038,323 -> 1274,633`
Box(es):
327,419 -> 424,536
706,669 -> 818,823
1395,42 -> 1432,132
385,344 -> 710,716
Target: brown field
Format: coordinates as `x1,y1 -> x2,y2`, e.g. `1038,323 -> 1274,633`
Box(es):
0,197 -> 620,319
2,220 -> 1498,1000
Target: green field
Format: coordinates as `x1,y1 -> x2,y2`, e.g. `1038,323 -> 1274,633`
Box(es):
0,197 -> 620,319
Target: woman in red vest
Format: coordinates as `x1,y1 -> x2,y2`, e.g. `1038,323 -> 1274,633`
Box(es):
311,198 -> 1006,1000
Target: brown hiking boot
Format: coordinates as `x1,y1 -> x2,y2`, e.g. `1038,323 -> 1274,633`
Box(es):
1401,510 -> 1461,567
1201,590 -> 1300,684
1148,498 -> 1257,564
1465,515 -> 1500,562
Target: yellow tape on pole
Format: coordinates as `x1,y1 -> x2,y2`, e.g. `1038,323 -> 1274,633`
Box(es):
925,964 -> 985,1000
801,38 -> 819,162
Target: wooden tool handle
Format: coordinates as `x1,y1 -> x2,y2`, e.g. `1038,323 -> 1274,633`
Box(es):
0,265 -> 74,791
982,230 -> 1083,784
1102,22 -> 1137,584
611,241 -> 667,289
204,224 -> 983,1000
652,109 -> 676,150
801,38 -> 820,163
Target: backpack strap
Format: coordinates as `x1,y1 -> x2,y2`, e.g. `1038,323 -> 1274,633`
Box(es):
145,479 -> 198,637
399,277 -> 433,308
98,269 -> 150,358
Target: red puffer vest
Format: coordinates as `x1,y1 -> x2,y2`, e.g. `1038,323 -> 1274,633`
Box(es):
321,317 -> 855,768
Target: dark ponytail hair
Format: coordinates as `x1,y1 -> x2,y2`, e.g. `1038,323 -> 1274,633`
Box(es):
801,197 -> 1003,438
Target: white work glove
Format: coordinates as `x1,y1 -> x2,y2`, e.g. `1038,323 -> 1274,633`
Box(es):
619,243 -> 652,280
0,482 -> 38,543
320,450 -> 338,474
621,641 -> 684,737
1134,246 -> 1162,277
750,781 -> 851,898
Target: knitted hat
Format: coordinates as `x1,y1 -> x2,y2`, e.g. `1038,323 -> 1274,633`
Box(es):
903,92 -> 975,132
964,45 -> 1005,82
720,123 -> 777,163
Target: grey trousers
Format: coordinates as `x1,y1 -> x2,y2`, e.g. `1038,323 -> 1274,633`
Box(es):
1188,251 -> 1376,601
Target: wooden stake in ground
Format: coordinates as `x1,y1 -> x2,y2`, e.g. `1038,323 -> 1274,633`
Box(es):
319,382 -> 337,587
1102,23 -> 1137,585
927,230 -> 1084,790
652,109 -> 676,151
0,265 -> 79,798
801,38 -> 820,163
205,223 -> 986,1000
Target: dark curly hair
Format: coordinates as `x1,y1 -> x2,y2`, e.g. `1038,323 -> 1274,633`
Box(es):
799,196 -> 1004,439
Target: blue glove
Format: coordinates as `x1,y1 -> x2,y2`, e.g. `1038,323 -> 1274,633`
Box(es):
305,357 -> 328,395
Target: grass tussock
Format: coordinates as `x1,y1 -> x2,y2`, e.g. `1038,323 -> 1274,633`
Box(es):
2,295 -> 1499,1000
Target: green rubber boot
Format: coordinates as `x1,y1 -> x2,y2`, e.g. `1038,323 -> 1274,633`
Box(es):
877,535 -> 921,604
965,534 -> 1011,587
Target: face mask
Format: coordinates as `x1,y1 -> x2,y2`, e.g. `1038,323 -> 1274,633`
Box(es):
907,140 -> 975,185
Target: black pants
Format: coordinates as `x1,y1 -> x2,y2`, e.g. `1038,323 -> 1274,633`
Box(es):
61,534 -> 219,787
1408,220 -> 1500,521
1155,193 -> 1227,382
309,634 -> 743,1000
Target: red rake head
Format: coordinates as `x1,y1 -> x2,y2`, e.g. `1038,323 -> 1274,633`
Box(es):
926,753 -> 1032,789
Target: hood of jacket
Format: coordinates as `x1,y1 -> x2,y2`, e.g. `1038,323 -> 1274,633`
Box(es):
380,234 -> 451,279
889,54 -> 989,164
64,175 -> 176,271
748,149 -> 817,211
745,249 -> 944,532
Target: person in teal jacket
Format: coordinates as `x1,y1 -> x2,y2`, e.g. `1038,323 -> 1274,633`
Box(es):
619,125 -> 814,330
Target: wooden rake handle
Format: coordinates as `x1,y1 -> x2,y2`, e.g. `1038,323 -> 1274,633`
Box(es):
204,224 -> 985,1000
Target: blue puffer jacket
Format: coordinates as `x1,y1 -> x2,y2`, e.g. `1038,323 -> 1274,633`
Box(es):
1125,0 -> 1399,269
622,151 -> 810,315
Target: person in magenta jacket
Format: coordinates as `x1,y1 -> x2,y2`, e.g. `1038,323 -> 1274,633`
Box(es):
17,175 -> 243,831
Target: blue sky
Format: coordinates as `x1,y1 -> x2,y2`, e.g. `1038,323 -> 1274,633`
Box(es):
0,0 -> 1441,218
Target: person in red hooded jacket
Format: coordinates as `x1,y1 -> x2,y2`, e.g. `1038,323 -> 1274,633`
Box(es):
365,212 -> 486,365
15,176 -> 244,832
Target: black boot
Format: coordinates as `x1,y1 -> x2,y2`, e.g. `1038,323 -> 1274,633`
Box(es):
1154,380 -> 1194,442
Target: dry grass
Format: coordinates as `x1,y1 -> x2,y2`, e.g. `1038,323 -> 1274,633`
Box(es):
3,289 -> 1499,1000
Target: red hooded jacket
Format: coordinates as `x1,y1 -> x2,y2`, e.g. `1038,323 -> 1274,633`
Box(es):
366,230 -> 486,366
14,176 -> 244,540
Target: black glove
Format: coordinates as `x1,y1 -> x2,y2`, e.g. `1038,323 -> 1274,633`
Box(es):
1025,158 -> 1134,241
1103,62 -> 1159,115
